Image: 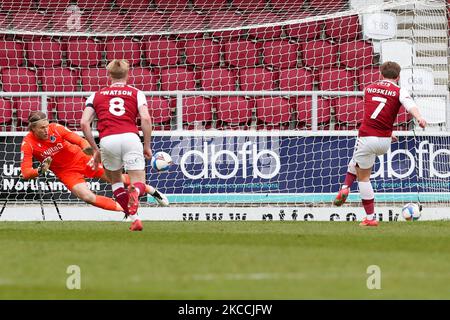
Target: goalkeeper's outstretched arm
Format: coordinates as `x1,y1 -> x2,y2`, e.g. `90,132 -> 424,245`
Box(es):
20,142 -> 52,179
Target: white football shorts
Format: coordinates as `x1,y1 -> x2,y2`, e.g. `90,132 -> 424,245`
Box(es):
99,132 -> 145,171
352,136 -> 391,169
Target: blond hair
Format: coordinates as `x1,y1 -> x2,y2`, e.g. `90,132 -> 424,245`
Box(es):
28,111 -> 48,130
107,59 -> 130,80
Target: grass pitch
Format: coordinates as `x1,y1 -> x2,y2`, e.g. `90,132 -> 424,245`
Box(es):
0,221 -> 449,299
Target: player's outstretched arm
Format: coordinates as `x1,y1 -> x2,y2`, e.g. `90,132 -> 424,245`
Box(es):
139,103 -> 153,160
408,106 -> 427,129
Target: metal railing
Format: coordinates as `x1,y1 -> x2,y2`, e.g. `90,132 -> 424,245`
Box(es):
0,90 -> 449,132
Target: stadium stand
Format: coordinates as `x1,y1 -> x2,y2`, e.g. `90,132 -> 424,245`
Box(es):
214,96 -> 254,130
0,41 -> 24,67
146,97 -> 173,130
25,40 -> 63,68
332,97 -> 364,130
39,68 -> 79,92
223,40 -> 263,68
238,67 -> 277,91
261,40 -> 299,69
0,99 -> 13,131
55,97 -> 85,130
145,39 -> 180,66
14,97 -> 43,130
255,97 -> 292,130
1,68 -> 38,92
160,67 -> 197,91
183,39 -> 222,68
66,39 -> 104,67
295,98 -> 332,130
182,96 -> 213,130
128,67 -> 159,92
105,38 -> 142,67
200,68 -> 238,91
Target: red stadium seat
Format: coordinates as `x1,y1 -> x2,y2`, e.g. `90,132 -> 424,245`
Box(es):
332,97 -> 364,130
51,10 -> 89,33
0,0 -> 33,12
66,39 -> 103,67
301,40 -> 338,69
168,11 -> 207,38
160,67 -> 197,91
76,0 -> 111,10
262,40 -> 299,69
182,96 -> 213,129
1,68 -> 38,92
223,40 -> 263,68
80,68 -> 109,92
128,67 -> 158,91
309,0 -> 345,13
25,40 -> 63,67
14,97 -> 43,130
56,97 -> 85,130
147,97 -> 172,130
129,11 -> 166,35
0,41 -> 24,67
208,11 -> 246,39
256,97 -> 292,130
339,41 -> 373,69
90,11 -> 127,34
295,97 -> 331,129
238,67 -> 277,91
0,13 -> 8,29
246,12 -> 284,40
201,68 -> 237,91
278,68 -> 315,91
105,38 -> 142,66
39,0 -> 72,10
145,39 -> 180,67
115,0 -> 151,10
358,67 -> 381,90
232,0 -> 267,11
0,99 -> 13,129
40,68 -> 79,92
154,0 -> 189,11
269,0 -> 306,11
183,39 -> 221,68
11,11 -> 48,32
284,14 -> 324,41
324,15 -> 360,41
192,0 -> 228,11
213,96 -> 254,130
318,68 -> 356,91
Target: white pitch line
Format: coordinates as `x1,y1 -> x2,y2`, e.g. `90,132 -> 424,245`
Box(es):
190,273 -> 307,281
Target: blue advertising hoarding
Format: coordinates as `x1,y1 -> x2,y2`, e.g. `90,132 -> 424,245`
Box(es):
146,135 -> 450,203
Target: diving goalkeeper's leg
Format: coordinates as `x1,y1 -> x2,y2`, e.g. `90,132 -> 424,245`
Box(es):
71,182 -> 123,212
121,174 -> 169,207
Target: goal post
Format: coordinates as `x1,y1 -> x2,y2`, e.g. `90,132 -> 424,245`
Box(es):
0,0 -> 449,221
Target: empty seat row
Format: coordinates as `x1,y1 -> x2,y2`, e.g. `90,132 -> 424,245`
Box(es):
1,9 -> 361,41
0,0 -> 346,13
0,38 -> 373,69
0,95 -> 411,132
0,66 -> 381,92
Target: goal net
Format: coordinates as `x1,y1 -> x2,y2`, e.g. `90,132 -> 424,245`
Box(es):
0,0 -> 449,220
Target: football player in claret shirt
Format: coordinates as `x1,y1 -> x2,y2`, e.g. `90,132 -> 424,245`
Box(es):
333,61 -> 427,227
20,111 -> 168,215
81,59 -> 153,231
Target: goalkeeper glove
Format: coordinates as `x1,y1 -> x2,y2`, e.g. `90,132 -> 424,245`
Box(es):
37,157 -> 52,176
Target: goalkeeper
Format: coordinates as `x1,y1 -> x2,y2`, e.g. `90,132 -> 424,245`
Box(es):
20,111 -> 168,213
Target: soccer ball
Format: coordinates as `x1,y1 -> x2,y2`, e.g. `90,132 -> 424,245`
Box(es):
151,151 -> 173,172
401,203 -> 421,221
